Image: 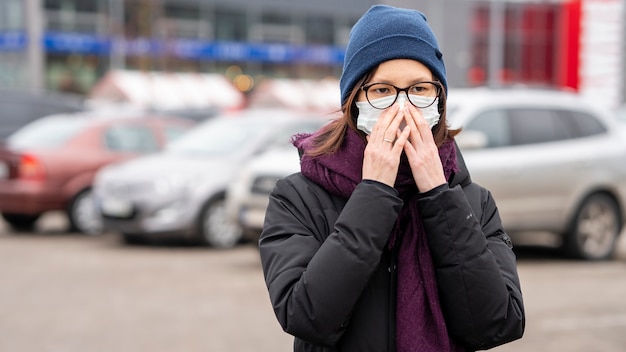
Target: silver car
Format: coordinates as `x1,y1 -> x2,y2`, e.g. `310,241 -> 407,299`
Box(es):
450,88 -> 626,260
228,88 -> 626,260
93,109 -> 327,248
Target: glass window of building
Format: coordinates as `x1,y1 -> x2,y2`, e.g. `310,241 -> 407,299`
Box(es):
215,8 -> 247,42
305,16 -> 334,45
334,18 -> 358,47
44,0 -> 98,12
44,0 -> 105,33
161,2 -> 210,39
163,3 -> 200,20
519,4 -> 556,85
0,0 -> 24,30
469,1 -> 558,87
124,0 -> 158,37
250,11 -> 303,44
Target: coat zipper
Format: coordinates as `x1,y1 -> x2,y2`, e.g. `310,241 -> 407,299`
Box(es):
388,228 -> 402,352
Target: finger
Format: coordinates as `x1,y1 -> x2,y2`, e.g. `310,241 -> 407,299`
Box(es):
392,125 -> 410,153
370,103 -> 399,143
384,104 -> 405,143
405,104 -> 433,144
402,104 -> 422,145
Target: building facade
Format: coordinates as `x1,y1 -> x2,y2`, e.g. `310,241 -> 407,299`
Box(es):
0,0 -> 624,107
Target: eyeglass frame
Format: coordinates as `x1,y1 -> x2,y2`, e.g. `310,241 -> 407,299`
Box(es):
359,80 -> 443,110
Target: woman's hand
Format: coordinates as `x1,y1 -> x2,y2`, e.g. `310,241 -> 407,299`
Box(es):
362,103 -> 410,187
402,103 -> 447,192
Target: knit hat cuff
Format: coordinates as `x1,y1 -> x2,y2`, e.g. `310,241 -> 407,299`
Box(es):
340,34 -> 447,106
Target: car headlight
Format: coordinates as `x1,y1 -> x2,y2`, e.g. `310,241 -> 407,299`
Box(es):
251,175 -> 281,194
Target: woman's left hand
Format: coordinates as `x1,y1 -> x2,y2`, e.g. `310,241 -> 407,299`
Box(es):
402,103 -> 447,192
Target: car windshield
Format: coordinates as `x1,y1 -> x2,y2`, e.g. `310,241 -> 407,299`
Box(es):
7,116 -> 90,149
165,117 -> 269,155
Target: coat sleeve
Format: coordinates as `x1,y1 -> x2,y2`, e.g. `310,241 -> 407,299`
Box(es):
417,184 -> 525,350
259,175 -> 403,347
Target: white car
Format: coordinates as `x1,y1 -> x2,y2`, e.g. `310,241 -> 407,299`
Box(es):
227,88 -> 626,260
225,146 -> 301,242
615,104 -> 626,123
93,109 -> 327,248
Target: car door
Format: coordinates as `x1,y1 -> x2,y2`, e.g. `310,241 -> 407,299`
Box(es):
461,107 -> 609,233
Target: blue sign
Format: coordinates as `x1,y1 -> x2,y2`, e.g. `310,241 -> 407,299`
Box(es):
0,31 -> 26,52
44,32 -> 110,54
169,40 -> 344,64
7,31 -> 345,65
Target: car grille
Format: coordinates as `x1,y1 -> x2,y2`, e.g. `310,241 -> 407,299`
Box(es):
100,181 -> 155,198
251,176 -> 280,195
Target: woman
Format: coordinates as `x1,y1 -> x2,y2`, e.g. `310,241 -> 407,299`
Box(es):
259,5 -> 525,352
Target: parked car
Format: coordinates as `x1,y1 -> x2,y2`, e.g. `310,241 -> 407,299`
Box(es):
225,146 -> 299,242
450,88 -> 626,260
0,111 -> 195,234
93,109 -> 329,248
0,88 -> 84,140
615,104 -> 626,123
226,88 -> 626,260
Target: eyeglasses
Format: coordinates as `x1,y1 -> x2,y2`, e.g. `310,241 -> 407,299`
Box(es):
360,81 -> 442,110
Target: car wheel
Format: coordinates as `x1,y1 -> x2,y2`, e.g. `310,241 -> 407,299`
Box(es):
199,197 -> 242,249
563,193 -> 621,260
67,189 -> 103,235
1,212 -> 40,231
122,233 -> 146,245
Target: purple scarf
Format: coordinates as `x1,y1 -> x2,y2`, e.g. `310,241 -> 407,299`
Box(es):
293,128 -> 464,352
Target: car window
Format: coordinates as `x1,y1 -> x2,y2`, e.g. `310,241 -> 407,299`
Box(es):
166,118 -> 269,155
266,121 -> 323,148
464,109 -> 511,148
7,117 -> 90,149
563,110 -> 606,137
163,126 -> 190,144
508,108 -> 572,146
104,125 -> 159,153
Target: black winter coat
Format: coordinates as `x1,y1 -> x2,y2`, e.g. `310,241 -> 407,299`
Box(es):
259,147 -> 525,352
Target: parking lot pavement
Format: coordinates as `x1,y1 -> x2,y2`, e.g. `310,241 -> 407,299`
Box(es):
0,213 -> 292,352
1,212 -> 626,352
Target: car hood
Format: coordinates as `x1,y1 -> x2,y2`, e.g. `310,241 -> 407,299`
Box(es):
247,147 -> 301,175
99,152 -> 241,184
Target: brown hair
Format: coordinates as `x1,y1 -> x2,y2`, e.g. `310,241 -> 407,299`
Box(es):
305,74 -> 461,157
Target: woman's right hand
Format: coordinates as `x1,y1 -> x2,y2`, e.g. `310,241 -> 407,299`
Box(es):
362,103 -> 410,187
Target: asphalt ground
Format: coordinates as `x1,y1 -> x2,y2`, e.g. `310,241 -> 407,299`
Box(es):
1,213 -> 625,352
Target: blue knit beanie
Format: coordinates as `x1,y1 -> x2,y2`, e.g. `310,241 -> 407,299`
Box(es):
339,5 -> 447,107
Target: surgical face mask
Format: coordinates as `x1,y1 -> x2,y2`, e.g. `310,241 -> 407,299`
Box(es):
356,94 -> 440,135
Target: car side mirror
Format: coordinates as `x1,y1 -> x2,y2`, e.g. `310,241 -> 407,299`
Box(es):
456,130 -> 488,150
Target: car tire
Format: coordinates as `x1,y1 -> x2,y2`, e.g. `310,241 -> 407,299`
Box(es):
198,197 -> 242,249
1,212 -> 40,231
67,189 -> 103,235
122,233 -> 146,245
562,193 -> 621,261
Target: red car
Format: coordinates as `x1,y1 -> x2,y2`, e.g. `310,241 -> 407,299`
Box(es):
0,111 -> 196,234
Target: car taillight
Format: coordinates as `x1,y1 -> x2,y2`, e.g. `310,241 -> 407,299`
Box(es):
18,154 -> 46,181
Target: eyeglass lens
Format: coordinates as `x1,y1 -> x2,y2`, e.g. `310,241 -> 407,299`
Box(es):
364,82 -> 439,109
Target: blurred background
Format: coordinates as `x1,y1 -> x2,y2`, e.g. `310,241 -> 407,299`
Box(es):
0,0 -> 623,108
1,0 -> 626,351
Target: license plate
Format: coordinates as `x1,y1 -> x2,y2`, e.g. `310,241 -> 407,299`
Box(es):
100,197 -> 133,217
0,162 -> 8,179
